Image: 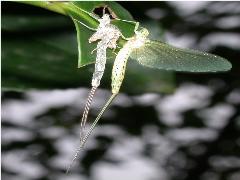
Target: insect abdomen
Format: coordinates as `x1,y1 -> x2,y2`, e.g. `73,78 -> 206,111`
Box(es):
111,42 -> 132,94
91,40 -> 107,87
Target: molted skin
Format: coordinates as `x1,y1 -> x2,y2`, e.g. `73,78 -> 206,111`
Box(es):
89,14 -> 121,87
67,14 -> 122,173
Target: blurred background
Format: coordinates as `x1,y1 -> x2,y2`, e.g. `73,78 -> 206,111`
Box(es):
1,1 -> 240,180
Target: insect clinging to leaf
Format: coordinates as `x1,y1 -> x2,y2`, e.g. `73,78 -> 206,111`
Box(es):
78,21 -> 232,148
68,2 -> 232,172
67,11 -> 122,173
79,14 -> 121,145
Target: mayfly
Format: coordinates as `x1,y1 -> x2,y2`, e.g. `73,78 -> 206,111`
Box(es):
79,22 -> 232,148
68,2 -> 231,170
69,3 -> 123,142
80,14 -> 121,143
67,13 -> 122,173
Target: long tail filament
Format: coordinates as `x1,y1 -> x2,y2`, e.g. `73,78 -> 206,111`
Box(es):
80,93 -> 117,148
66,86 -> 97,173
80,86 -> 97,142
66,93 -> 117,173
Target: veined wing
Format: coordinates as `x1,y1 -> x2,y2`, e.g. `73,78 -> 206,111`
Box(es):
130,40 -> 232,72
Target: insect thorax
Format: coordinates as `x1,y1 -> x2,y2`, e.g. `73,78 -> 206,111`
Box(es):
89,14 -> 121,50
89,17 -> 121,87
130,29 -> 148,49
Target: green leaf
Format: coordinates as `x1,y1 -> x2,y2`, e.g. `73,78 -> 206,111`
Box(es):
2,10 -> 175,93
19,1 -> 137,67
65,2 -> 137,67
2,15 -> 72,31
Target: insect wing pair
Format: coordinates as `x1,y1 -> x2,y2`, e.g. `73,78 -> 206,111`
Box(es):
75,26 -> 232,152
131,39 -> 231,72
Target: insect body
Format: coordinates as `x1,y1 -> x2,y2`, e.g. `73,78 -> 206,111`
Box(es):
69,8 -> 231,170
67,14 -> 121,173
89,15 -> 121,87
79,14 -> 121,143
112,28 -> 149,94
79,25 -> 231,147
79,28 -> 150,147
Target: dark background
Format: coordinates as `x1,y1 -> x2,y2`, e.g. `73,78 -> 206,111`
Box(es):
2,1 -> 240,180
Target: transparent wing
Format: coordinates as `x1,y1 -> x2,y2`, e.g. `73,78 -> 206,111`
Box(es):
130,40 -> 231,72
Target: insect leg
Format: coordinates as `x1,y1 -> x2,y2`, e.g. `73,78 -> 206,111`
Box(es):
133,22 -> 140,33
91,47 -> 98,54
114,18 -> 139,39
71,16 -> 97,31
120,34 -> 130,41
89,30 -> 103,43
111,51 -> 118,56
103,6 -> 106,15
114,17 -> 138,26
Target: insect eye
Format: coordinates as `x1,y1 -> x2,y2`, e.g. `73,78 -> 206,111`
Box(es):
143,29 -> 149,36
139,28 -> 149,37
